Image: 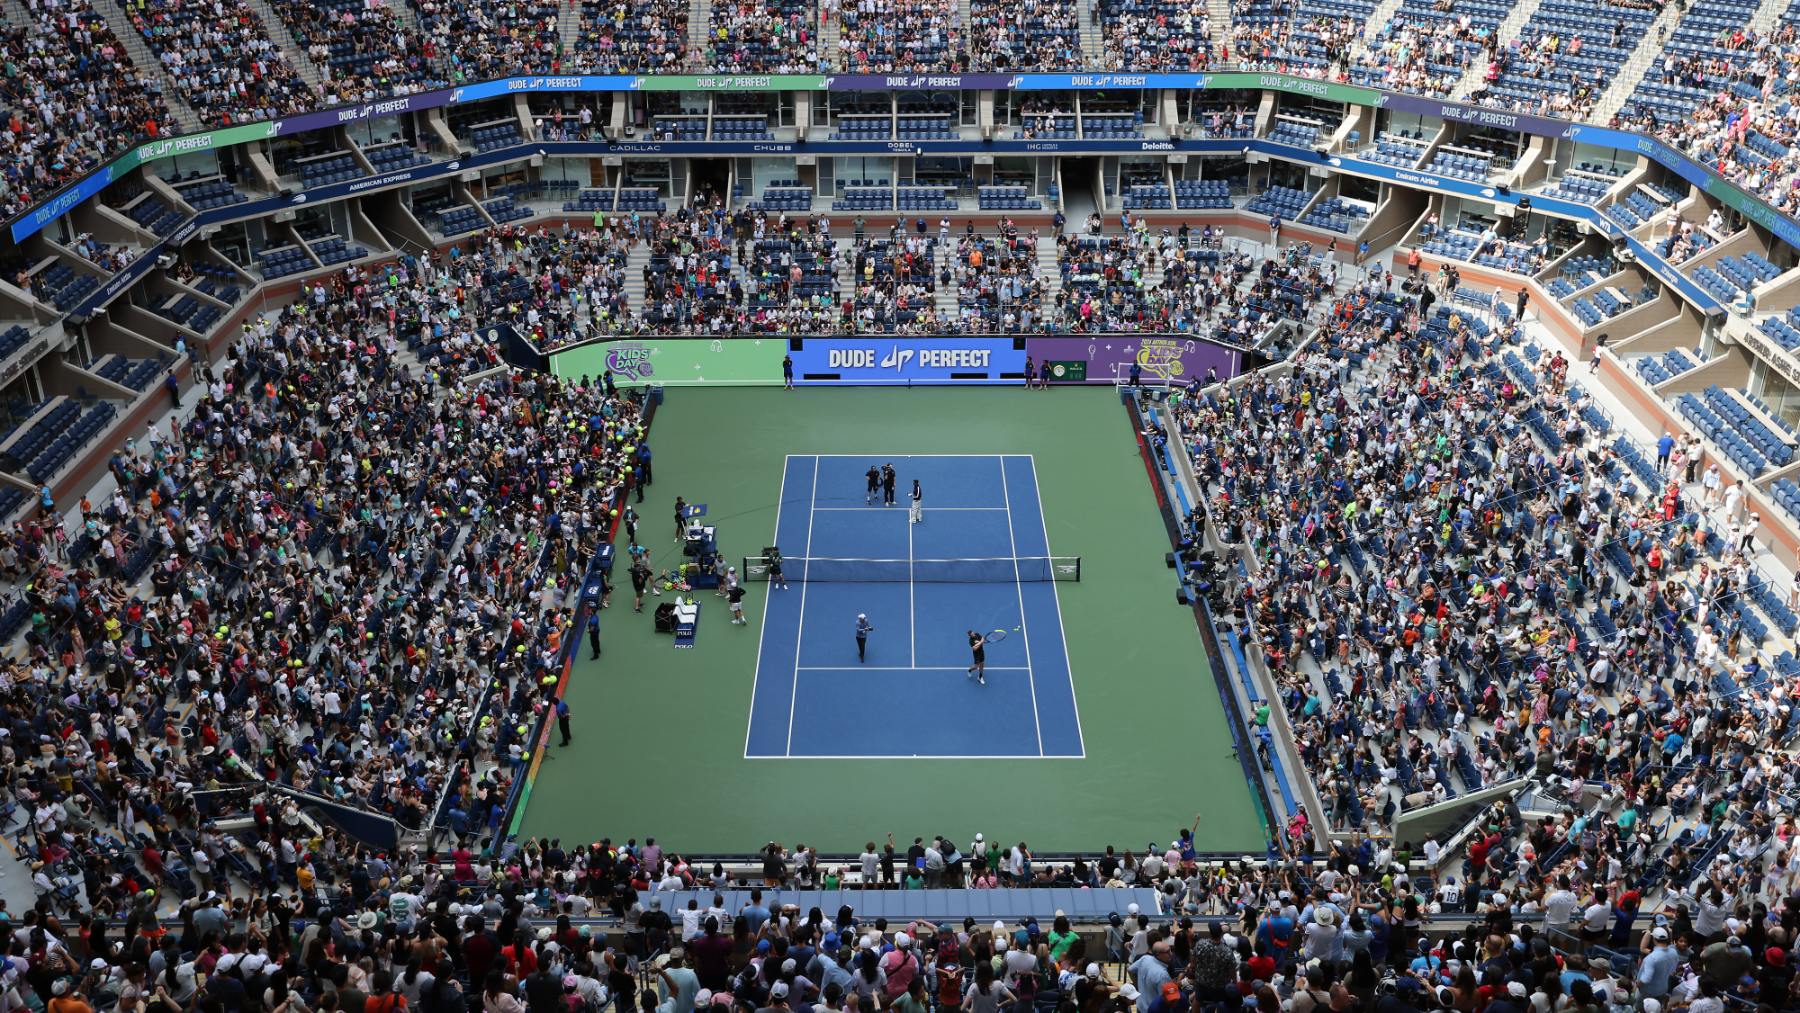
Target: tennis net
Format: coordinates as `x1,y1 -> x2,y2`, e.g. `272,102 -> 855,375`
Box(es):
740,555 -> 1081,583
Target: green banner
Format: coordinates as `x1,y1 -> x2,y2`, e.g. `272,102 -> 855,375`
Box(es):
1199,72 -> 1382,106
639,75 -> 829,91
551,337 -> 788,386
1046,360 -> 1087,381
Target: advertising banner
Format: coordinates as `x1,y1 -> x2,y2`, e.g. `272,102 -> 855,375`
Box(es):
790,336 -> 1025,384
550,336 -> 789,386
1026,335 -> 1242,384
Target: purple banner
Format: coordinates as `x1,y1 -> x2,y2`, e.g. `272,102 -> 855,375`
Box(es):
275,89 -> 459,138
1025,335 -> 1242,384
828,74 -> 1015,90
1377,93 -> 1571,140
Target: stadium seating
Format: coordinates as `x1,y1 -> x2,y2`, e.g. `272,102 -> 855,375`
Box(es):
1174,179 -> 1232,209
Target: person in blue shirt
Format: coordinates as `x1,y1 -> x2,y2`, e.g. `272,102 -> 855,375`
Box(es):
1657,431 -> 1675,472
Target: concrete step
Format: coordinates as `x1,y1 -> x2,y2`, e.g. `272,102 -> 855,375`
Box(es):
240,0 -> 328,92
100,5 -> 206,133
1451,0 -> 1545,100
1359,0 -> 1404,45
624,242 -> 651,320
1591,1 -> 1688,123
1077,0 -> 1105,66
1035,235 -> 1063,309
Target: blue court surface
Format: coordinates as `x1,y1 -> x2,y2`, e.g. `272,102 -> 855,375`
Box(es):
744,454 -> 1084,758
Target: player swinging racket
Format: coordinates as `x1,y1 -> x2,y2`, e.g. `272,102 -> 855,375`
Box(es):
966,630 -> 987,684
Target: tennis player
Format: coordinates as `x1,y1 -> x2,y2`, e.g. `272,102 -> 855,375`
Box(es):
768,548 -> 788,590
856,614 -> 875,662
909,479 -> 923,524
966,630 -> 986,684
866,465 -> 880,505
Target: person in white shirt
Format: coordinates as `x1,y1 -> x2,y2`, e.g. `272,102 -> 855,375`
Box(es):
1543,876 -> 1579,931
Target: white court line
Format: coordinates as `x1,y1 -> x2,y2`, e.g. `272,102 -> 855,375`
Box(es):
807,453 -> 1017,457
1027,454 -> 1087,757
811,506 -> 1009,512
742,454 -> 794,758
748,753 -> 1086,761
782,456 -> 819,757
908,503 -> 916,667
998,456 -> 1045,757
796,665 -> 1031,671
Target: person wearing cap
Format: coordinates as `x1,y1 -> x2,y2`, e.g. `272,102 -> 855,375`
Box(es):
755,980 -> 793,1013
880,933 -> 920,1001
1147,980 -> 1185,1013
1128,942 -> 1174,1013
1637,928 -> 1679,1001
654,949 -> 701,1013
854,614 -> 875,663
1698,933 -> 1753,992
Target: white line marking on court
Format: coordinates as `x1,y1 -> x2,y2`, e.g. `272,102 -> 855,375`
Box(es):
783,456 -> 819,757
1026,454 -> 1087,758
748,753 -> 1085,761
807,453 -> 1015,457
811,506 -> 1009,512
908,505 -> 916,667
998,456 -> 1045,757
796,665 -> 1031,671
742,454 -> 794,759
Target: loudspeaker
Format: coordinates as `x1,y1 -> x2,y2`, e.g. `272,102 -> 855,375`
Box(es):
1165,552 -> 1178,568
789,338 -> 804,351
1176,586 -> 1194,605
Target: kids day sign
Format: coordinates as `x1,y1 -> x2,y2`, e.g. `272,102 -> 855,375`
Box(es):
549,336 -> 1244,386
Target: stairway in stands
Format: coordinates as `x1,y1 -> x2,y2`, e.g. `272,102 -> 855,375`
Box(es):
624,243 -> 651,321
242,0 -> 329,93
1449,0 -> 1548,99
1591,1 -> 1691,123
1077,0 -> 1105,66
1035,235 -> 1063,317
103,8 -> 205,134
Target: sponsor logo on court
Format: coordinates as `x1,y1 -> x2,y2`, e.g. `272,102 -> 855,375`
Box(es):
605,343 -> 655,381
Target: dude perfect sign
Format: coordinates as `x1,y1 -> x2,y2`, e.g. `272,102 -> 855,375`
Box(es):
793,338 -> 1026,384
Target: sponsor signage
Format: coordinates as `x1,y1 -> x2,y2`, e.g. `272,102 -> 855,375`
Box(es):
791,337 -> 1025,383
549,336 -> 790,385
1026,335 -> 1242,384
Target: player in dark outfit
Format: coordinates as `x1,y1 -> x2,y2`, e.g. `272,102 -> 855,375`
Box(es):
966,630 -> 987,684
866,465 -> 881,504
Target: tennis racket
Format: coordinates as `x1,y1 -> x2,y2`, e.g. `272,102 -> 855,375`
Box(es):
986,628 -> 1010,643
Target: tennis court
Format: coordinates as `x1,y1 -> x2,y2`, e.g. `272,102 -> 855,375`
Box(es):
515,386 -> 1267,854
744,454 -> 1082,759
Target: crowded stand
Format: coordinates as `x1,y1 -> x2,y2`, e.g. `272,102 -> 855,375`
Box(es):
967,0 -> 1081,71
1096,0 -> 1219,72
118,0 -> 315,127
1348,0 -> 1501,97
702,0 -> 820,73
0,0 -> 174,220
407,0 -> 562,80
570,0 -> 692,72
1470,0 -> 1658,120
1177,260 -> 1800,903
270,0 -> 448,103
830,0 -> 962,73
16,6 -> 1800,1013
